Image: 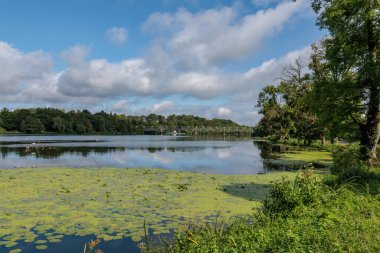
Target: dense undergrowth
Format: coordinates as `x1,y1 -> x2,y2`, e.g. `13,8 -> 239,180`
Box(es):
143,145 -> 380,253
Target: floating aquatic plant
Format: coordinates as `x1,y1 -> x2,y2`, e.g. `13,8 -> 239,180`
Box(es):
0,167 -> 296,252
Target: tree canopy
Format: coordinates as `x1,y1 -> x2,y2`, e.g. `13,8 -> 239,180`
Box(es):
0,108 -> 250,136
256,0 -> 379,163
310,0 -> 380,163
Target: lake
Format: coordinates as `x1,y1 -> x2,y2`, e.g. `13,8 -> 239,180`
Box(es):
0,135 -> 273,174
0,135 -> 285,253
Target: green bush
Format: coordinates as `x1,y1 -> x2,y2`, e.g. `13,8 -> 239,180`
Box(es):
331,145 -> 369,180
262,170 -> 322,217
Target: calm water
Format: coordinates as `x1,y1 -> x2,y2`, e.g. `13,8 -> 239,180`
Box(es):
0,135 -> 272,174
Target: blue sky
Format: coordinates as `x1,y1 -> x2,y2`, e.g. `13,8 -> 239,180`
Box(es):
0,0 -> 325,125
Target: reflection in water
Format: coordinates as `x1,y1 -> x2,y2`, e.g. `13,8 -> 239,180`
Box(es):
0,146 -> 210,159
1,146 -> 126,159
0,135 -> 271,174
217,148 -> 231,159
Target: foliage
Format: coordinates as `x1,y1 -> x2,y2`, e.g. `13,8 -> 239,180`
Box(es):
0,107 -> 250,136
256,0 -> 380,162
262,171 -> 322,217
145,170 -> 380,253
308,0 -> 380,162
331,144 -> 369,180
254,61 -> 323,145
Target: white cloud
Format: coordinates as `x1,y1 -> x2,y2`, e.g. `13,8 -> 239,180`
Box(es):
61,45 -> 90,66
0,41 -> 53,94
106,27 -> 128,45
151,100 -> 175,114
167,72 -> 227,99
217,107 -> 232,117
235,46 -> 312,103
58,46 -> 152,98
143,0 -> 306,69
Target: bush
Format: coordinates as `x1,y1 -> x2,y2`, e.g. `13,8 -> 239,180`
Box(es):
331,145 -> 369,180
262,170 -> 322,217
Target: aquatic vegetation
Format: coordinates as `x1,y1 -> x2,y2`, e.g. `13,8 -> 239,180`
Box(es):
0,167 -> 295,252
84,238 -> 102,253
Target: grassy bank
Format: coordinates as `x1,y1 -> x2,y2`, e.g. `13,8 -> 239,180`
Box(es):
144,168 -> 380,252
0,167 -> 296,252
264,146 -> 332,170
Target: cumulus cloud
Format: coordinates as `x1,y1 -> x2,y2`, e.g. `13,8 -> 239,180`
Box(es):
0,41 -> 53,94
235,46 -> 312,103
151,100 -> 175,114
143,0 -> 306,69
217,107 -> 232,117
58,45 -> 152,98
167,72 -> 228,99
106,27 -> 128,45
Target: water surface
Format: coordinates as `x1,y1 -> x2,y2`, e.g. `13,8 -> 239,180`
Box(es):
0,135 -> 271,174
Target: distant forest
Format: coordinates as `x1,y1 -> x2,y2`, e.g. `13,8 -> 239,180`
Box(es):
0,108 -> 252,135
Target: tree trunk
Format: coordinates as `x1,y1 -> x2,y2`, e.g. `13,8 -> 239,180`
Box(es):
329,128 -> 336,144
360,19 -> 379,164
360,86 -> 380,164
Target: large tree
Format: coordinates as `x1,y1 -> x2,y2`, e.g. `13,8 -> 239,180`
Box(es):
256,61 -> 322,144
308,0 -> 380,163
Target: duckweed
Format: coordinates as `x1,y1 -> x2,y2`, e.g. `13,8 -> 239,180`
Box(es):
0,167 -> 295,252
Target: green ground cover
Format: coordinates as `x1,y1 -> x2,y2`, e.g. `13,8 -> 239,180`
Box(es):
0,167 -> 296,252
265,148 -> 332,170
280,150 -> 332,164
146,169 -> 380,253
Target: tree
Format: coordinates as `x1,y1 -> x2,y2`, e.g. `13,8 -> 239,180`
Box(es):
20,116 -> 45,134
308,0 -> 380,163
308,42 -> 360,144
52,116 -> 66,132
255,61 -> 322,144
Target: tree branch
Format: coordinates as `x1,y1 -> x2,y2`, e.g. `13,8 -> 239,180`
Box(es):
348,112 -> 364,127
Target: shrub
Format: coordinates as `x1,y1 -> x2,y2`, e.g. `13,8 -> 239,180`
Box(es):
331,145 -> 369,180
262,170 -> 322,217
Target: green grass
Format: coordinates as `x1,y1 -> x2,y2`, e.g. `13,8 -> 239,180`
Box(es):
264,149 -> 332,170
280,150 -> 332,164
144,169 -> 380,253
0,167 -> 296,252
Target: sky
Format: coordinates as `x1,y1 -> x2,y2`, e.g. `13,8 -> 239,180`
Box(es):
0,0 -> 325,126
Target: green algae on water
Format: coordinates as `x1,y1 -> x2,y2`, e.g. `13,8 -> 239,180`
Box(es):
0,167 -> 295,251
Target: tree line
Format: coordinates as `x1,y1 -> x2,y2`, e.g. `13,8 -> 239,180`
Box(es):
0,107 -> 251,136
253,0 -> 379,164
